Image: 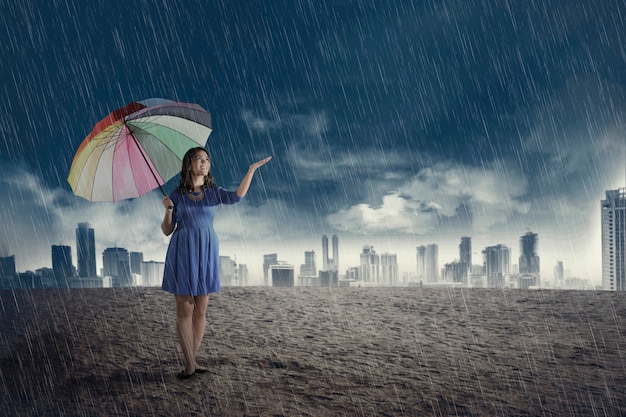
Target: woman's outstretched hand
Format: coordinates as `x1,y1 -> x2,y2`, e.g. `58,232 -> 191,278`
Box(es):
249,156 -> 272,172
237,156 -> 272,198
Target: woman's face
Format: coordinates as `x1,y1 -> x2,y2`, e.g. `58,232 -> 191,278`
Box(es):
190,150 -> 210,178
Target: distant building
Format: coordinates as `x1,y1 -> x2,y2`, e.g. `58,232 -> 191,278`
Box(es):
102,247 -> 131,287
459,237 -> 472,267
298,250 -> 318,286
0,255 -> 17,289
129,252 -> 144,275
36,267 -> 55,288
52,245 -> 73,288
76,223 -> 96,278
263,253 -> 278,286
17,271 -> 39,289
345,266 -> 359,281
519,231 -> 540,287
519,274 -> 539,289
321,235 -> 339,271
459,237 -> 471,284
360,245 -> 379,284
238,264 -> 249,286
380,253 -> 398,286
602,188 -> 626,291
416,244 -> 438,282
141,261 -> 164,286
444,262 -> 468,286
220,256 -> 237,286
554,261 -> 564,288
271,262 -> 294,287
319,270 -> 338,287
483,244 -> 510,288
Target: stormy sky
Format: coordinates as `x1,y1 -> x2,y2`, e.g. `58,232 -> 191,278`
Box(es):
1,0 -> 625,284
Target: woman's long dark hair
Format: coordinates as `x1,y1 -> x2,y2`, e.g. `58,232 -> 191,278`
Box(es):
177,147 -> 217,193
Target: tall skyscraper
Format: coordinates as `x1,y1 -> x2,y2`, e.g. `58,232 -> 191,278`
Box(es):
602,188 -> 626,291
321,235 -> 339,271
76,222 -> 96,278
332,234 -> 339,272
416,246 -> 426,278
459,236 -> 472,284
483,244 -> 510,288
298,250 -> 317,286
322,235 -> 329,271
554,261 -> 564,287
103,247 -> 131,287
52,245 -> 73,288
263,253 -> 278,286
380,253 -> 398,286
519,231 -> 540,275
360,245 -> 380,284
425,244 -> 439,282
416,245 -> 438,282
460,237 -> 471,266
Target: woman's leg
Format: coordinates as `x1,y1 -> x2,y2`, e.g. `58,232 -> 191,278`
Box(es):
192,294 -> 209,363
175,295 -> 196,375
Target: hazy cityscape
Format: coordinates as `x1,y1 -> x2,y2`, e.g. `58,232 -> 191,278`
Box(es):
1,187 -> 623,292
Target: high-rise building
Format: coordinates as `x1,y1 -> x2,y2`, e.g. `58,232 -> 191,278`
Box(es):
380,253 -> 398,286
300,251 -> 316,276
459,237 -> 472,284
519,232 -> 540,275
0,255 -> 17,289
321,235 -> 339,271
554,261 -> 564,288
76,223 -> 96,278
298,250 -> 317,286
103,247 -> 131,287
332,234 -> 339,272
460,237 -> 471,266
263,253 -> 278,286
129,252 -> 144,275
417,245 -> 439,281
322,235 -> 329,271
416,246 -> 426,278
602,188 -> 626,291
483,244 -> 510,288
52,245 -> 73,288
360,245 -> 379,284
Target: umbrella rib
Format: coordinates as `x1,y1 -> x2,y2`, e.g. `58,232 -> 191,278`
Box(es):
124,120 -> 167,197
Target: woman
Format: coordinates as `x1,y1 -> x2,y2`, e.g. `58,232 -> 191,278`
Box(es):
161,147 -> 271,379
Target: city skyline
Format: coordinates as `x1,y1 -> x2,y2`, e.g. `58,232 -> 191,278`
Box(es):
1,1 -> 625,286
1,222 -> 594,289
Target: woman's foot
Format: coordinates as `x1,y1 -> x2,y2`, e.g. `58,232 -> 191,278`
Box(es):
176,370 -> 195,380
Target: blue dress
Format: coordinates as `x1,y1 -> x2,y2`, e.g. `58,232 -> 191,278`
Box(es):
162,187 -> 242,295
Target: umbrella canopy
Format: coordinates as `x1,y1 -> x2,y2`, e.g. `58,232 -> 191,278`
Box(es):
68,98 -> 212,202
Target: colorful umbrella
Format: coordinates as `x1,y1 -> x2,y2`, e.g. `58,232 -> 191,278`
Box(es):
68,98 -> 212,202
